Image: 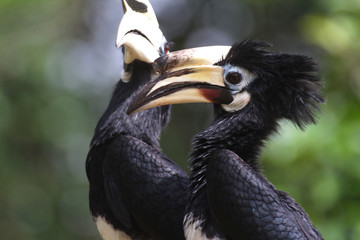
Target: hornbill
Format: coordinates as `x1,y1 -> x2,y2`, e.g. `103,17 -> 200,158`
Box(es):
128,40 -> 324,239
86,0 -> 189,239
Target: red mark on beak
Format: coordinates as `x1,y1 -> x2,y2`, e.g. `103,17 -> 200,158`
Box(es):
200,88 -> 233,104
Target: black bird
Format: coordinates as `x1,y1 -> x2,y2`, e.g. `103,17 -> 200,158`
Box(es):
86,1 -> 189,239
128,40 -> 324,240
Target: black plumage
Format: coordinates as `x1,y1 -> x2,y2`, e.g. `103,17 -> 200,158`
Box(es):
86,0 -> 189,238
86,60 -> 188,240
128,40 -> 324,239
186,41 -> 324,239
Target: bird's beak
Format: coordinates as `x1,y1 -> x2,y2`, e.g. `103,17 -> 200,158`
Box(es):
116,0 -> 165,64
127,46 -> 238,114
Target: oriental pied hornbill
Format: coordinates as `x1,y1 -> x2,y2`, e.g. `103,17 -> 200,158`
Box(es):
128,40 -> 324,240
86,1 -> 189,239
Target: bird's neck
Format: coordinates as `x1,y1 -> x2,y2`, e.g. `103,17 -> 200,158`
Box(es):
91,61 -> 170,147
187,104 -> 277,227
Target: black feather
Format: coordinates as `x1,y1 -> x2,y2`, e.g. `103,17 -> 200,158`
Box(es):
186,40 -> 324,239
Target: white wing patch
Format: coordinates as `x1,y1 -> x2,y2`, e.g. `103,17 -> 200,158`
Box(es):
96,216 -> 132,240
184,213 -> 224,240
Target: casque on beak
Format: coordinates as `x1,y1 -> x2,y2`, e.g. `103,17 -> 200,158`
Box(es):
127,45 -> 246,115
117,0 -> 166,64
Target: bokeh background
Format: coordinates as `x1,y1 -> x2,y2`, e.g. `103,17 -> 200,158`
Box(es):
1,0 -> 359,239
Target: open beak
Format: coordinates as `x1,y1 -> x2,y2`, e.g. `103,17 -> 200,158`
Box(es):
127,46 -> 235,114
116,0 -> 165,64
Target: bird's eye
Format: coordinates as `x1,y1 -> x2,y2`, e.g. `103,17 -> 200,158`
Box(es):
225,71 -> 243,85
164,42 -> 170,54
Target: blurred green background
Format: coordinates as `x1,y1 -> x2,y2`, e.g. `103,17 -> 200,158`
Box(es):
1,0 -> 359,239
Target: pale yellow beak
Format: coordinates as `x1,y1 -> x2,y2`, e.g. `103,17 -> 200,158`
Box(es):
127,46 -> 236,114
116,0 -> 165,64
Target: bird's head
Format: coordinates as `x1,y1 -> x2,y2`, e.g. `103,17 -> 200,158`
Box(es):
128,40 -> 324,129
117,0 -> 169,79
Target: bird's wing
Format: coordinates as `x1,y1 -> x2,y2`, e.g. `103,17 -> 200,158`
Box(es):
103,135 -> 189,240
104,178 -> 132,229
206,149 -> 323,240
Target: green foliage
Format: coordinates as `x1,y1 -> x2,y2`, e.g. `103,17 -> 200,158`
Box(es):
1,0 -> 359,239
